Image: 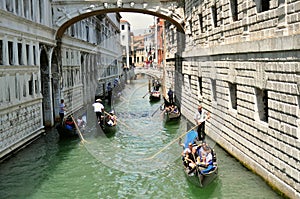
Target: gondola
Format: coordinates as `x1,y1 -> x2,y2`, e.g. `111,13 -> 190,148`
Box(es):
180,130 -> 218,187
149,79 -> 161,102
162,97 -> 181,122
149,91 -> 161,102
102,111 -> 117,134
163,108 -> 181,122
56,114 -> 87,139
56,123 -> 78,139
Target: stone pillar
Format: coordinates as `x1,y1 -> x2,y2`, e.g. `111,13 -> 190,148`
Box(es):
27,0 -> 32,20
39,0 -> 44,24
31,0 -> 36,22
13,37 -> 19,65
22,40 -> 27,65
35,41 -> 40,66
0,0 -> 6,10
35,0 -> 40,24
12,0 -> 16,14
44,47 -> 55,126
2,35 -> 9,65
19,0 -> 24,17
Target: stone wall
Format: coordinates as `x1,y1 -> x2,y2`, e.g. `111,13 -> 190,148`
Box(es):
180,0 -> 300,198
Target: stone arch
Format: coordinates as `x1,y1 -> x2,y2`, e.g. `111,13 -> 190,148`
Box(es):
54,6 -> 184,40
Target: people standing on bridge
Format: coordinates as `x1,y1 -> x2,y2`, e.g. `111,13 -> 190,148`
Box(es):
194,104 -> 210,141
167,88 -> 174,105
59,99 -> 67,124
92,99 -> 104,126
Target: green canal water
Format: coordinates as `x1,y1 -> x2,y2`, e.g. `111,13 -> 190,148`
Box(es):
0,75 -> 284,199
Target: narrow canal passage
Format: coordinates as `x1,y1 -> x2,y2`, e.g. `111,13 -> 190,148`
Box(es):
0,75 -> 283,199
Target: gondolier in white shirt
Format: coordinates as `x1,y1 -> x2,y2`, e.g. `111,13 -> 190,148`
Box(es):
194,104 -> 210,141
92,99 -> 105,126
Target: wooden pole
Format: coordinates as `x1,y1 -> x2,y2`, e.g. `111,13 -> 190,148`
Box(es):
142,124 -> 199,160
70,115 -> 87,143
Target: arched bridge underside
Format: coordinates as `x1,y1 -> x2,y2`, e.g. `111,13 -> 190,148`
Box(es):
52,0 -> 184,39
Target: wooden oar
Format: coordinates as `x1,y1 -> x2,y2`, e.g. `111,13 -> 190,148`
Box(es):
192,153 -> 202,185
142,92 -> 149,98
70,115 -> 87,143
142,124 -> 199,160
151,103 -> 164,117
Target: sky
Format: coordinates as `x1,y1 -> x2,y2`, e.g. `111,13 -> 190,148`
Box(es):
120,12 -> 155,34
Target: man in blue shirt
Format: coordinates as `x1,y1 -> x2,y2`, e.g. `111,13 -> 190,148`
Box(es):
167,88 -> 174,105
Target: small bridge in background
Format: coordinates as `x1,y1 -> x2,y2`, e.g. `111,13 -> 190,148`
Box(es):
133,67 -> 163,80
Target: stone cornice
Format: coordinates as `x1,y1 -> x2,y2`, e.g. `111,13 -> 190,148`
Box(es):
183,34 -> 300,58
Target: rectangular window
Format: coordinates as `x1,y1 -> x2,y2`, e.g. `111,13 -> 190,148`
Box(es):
86,26 -> 89,42
188,75 -> 192,91
33,46 -> 36,65
211,4 -> 218,27
0,40 -> 2,65
18,43 -> 22,65
26,44 -> 30,65
29,79 -> 33,95
8,41 -> 13,65
23,83 -> 26,97
229,82 -> 237,110
257,0 -> 270,13
35,80 -> 38,94
198,14 -> 204,33
211,79 -> 217,101
230,0 -> 238,21
121,25 -> 125,30
198,77 -> 203,96
261,0 -> 270,12
255,88 -> 268,122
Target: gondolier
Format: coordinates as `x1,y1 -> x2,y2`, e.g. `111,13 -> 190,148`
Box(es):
194,105 -> 210,141
92,99 -> 104,126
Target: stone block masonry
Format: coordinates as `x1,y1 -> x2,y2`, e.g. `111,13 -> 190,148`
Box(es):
179,1 -> 300,198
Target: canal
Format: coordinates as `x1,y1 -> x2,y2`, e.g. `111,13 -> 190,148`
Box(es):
0,74 -> 284,199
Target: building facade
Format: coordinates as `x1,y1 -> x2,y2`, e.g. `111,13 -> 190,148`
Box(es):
173,0 -> 300,198
131,34 -> 145,67
120,19 -> 132,69
0,0 -> 122,160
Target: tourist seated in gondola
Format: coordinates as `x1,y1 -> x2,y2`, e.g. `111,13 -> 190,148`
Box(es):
171,105 -> 179,114
106,111 -> 117,126
197,145 -> 215,174
65,116 -> 75,130
182,143 -> 193,167
183,145 -> 201,176
77,115 -> 86,128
